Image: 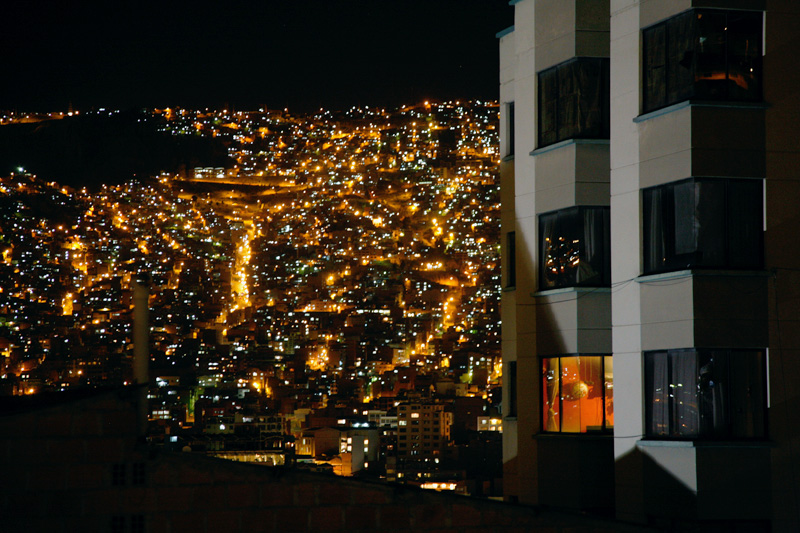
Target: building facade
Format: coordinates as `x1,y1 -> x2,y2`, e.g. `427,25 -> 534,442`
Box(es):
500,0 -> 800,530
397,401 -> 450,459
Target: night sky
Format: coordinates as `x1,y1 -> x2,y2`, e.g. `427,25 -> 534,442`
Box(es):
3,0 -> 513,113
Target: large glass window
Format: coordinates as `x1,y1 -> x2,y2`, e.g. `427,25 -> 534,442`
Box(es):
538,57 -> 610,148
542,355 -> 613,433
539,206 -> 610,290
645,349 -> 766,439
643,9 -> 762,114
642,178 -> 762,274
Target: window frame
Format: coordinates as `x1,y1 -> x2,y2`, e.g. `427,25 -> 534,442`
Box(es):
642,177 -> 764,275
540,354 -> 614,434
538,205 -> 611,291
537,57 -> 610,148
642,9 -> 763,114
644,348 -> 768,440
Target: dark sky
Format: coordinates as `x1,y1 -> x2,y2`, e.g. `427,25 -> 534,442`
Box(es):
2,0 -> 513,113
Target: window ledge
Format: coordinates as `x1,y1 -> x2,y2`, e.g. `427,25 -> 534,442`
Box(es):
637,269 -> 770,283
634,100 -> 769,123
529,138 -> 609,157
533,286 -> 611,298
503,286 -> 516,293
501,154 -> 515,163
637,439 -> 775,449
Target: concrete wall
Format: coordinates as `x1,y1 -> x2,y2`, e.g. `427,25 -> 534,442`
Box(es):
503,0 -> 614,512
611,0 -> 796,529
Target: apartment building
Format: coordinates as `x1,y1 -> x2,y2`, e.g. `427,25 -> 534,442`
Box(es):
499,1 -> 800,530
397,401 -> 451,459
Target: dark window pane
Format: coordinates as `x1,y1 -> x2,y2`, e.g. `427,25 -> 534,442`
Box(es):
506,231 -> 516,288
507,361 -> 517,417
694,179 -> 726,267
579,207 -> 610,286
642,9 -> 762,113
644,24 -> 667,112
643,186 -> 670,273
558,61 -> 579,141
645,351 -> 670,437
540,207 -> 610,290
577,58 -> 605,138
670,349 -> 699,437
699,350 -> 730,437
729,350 -> 766,438
726,12 -> 762,101
727,179 -> 763,269
646,349 -> 767,440
538,58 -> 609,147
643,178 -> 763,274
539,68 -> 559,147
694,11 -> 729,100
667,11 -> 696,105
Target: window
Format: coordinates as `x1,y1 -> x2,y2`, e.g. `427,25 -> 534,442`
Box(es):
111,463 -> 126,486
539,206 -> 610,290
506,231 -> 516,288
643,178 -> 762,274
538,57 -> 610,148
507,361 -> 517,417
643,9 -> 762,113
541,355 -> 613,433
132,463 -> 145,485
645,349 -> 766,439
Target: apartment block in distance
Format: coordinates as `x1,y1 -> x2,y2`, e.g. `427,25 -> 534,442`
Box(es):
499,1 -> 800,531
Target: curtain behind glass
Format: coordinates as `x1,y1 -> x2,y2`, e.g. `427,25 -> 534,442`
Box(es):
542,358 -> 560,431
646,351 -> 670,437
576,58 -> 603,139
667,10 -> 696,105
539,68 -> 559,147
670,350 -> 699,437
540,212 -> 560,290
644,187 -> 668,273
578,207 -> 608,286
558,60 -> 579,141
644,24 -> 667,112
699,350 -> 729,437
604,356 -> 614,429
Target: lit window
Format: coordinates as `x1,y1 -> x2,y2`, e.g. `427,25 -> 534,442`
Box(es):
642,9 -> 762,114
645,349 -> 766,439
411,412 -> 419,419
542,355 -> 613,433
